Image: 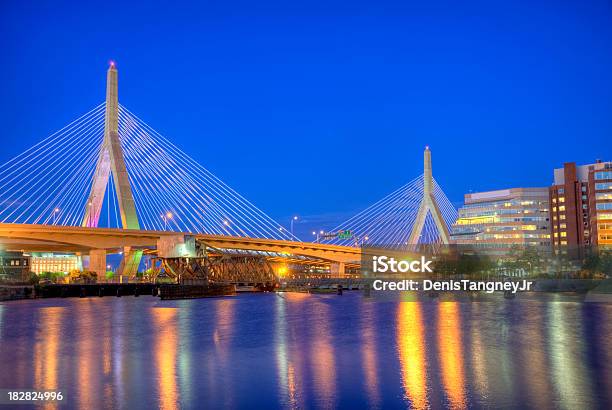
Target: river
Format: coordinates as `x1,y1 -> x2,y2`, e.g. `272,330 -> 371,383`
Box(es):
0,292 -> 611,409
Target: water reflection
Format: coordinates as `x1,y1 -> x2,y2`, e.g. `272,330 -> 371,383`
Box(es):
548,302 -> 594,409
153,307 -> 179,410
310,298 -> 336,408
213,298 -> 236,408
396,302 -> 428,409
76,302 -> 94,409
33,306 -> 64,410
520,303 -> 552,408
361,303 -> 380,409
275,295 -> 298,409
0,295 -> 611,409
437,302 -> 467,409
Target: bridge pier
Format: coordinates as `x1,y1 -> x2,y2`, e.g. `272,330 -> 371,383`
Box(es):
330,262 -> 346,278
117,246 -> 143,279
157,235 -> 196,258
88,249 -> 107,280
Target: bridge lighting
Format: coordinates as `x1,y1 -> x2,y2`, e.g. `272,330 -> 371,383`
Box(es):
223,220 -> 229,226
290,216 -> 299,236
162,212 -> 173,230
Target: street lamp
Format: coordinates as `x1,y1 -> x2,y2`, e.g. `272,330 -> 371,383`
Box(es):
290,216 -> 298,236
53,208 -> 60,225
162,212 -> 173,230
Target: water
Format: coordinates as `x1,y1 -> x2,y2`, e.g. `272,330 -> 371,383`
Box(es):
0,293 -> 611,409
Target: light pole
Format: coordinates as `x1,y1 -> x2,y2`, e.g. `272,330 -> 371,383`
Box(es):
162,212 -> 173,230
290,216 -> 298,236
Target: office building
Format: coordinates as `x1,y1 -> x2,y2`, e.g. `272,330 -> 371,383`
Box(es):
451,188 -> 551,251
549,160 -> 612,250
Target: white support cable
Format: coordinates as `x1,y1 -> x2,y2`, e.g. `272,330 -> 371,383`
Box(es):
18,130 -> 103,224
0,103 -> 105,174
119,121 -> 225,233
35,147 -> 101,225
118,123 -> 225,233
119,109 -> 294,237
0,107 -> 104,192
326,176 -> 423,245
0,119 -> 104,222
326,176 -> 422,236
326,174 -> 458,247
118,106 -> 296,240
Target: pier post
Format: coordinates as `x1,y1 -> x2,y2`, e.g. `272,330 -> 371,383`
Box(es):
89,249 -> 107,281
330,262 -> 346,278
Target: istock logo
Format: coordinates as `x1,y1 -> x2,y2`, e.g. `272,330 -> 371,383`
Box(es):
372,255 -> 433,273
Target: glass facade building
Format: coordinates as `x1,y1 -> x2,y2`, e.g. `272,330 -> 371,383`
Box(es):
451,188 -> 550,252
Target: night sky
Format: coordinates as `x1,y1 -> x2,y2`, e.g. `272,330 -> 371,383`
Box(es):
1,0 -> 611,239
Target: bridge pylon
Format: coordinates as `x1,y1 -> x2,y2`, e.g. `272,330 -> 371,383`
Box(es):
407,146 -> 451,244
82,63 -> 142,277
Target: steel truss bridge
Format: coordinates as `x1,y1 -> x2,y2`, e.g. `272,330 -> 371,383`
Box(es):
0,64 -> 457,284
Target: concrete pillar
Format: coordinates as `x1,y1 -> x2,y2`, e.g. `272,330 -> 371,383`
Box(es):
330,262 -> 346,278
157,235 -> 196,258
75,252 -> 84,271
117,246 -> 143,279
408,146 -> 451,245
82,63 -> 140,229
89,249 -> 107,281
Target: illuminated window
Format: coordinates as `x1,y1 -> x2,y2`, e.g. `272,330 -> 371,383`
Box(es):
595,192 -> 612,200
560,215 -> 566,220
558,197 -> 565,203
595,171 -> 612,180
558,206 -> 566,211
595,182 -> 612,190
560,223 -> 566,229
560,232 -> 567,238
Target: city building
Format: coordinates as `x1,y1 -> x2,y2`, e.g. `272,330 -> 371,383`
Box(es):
451,188 -> 551,252
0,251 -> 31,282
30,253 -> 82,275
549,160 -> 612,251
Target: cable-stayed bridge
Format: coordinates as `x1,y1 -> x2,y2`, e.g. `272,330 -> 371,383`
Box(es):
323,148 -> 458,248
0,64 -> 456,282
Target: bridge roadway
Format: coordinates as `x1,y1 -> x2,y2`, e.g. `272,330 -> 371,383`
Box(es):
0,223 -> 362,275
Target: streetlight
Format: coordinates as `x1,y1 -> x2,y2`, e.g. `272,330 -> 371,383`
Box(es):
162,212 -> 173,230
53,208 -> 60,225
290,216 -> 298,236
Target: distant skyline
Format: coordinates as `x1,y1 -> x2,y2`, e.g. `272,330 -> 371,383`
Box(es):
1,0 -> 611,239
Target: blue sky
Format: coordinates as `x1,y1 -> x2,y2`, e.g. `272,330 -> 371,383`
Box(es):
1,0 -> 611,239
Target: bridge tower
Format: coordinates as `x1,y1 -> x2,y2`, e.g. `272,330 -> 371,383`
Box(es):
82,63 -> 142,277
407,146 -> 451,244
